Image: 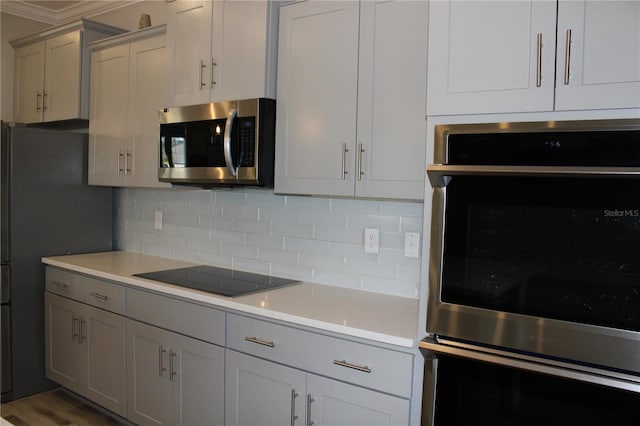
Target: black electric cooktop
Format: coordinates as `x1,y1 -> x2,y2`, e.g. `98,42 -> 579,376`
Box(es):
134,265 -> 301,297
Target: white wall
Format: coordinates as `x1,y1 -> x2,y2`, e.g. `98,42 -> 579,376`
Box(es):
116,188 -> 425,298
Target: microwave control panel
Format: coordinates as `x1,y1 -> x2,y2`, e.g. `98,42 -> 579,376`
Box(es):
239,117 -> 256,167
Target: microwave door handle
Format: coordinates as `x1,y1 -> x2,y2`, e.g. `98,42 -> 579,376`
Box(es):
223,108 -> 238,177
163,134 -> 174,168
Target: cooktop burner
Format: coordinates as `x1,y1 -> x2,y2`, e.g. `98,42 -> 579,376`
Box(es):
134,265 -> 301,297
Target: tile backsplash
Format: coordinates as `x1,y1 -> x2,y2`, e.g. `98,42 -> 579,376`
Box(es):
114,188 -> 424,298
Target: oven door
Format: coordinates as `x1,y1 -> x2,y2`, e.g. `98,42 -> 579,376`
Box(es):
427,167 -> 640,374
420,338 -> 639,426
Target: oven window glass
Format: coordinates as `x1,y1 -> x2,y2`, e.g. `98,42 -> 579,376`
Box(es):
433,355 -> 638,426
442,176 -> 640,332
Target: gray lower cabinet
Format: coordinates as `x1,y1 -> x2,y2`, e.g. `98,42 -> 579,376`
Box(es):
226,349 -> 306,426
226,349 -> 410,426
44,292 -> 126,416
306,374 -> 410,426
226,311 -> 412,425
126,319 -> 224,426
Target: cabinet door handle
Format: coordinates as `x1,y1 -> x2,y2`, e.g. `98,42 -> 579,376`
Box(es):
356,143 -> 364,181
71,315 -> 79,341
51,281 -> 68,288
36,91 -> 42,111
89,292 -> 109,300
118,151 -> 125,174
169,350 -> 177,381
306,394 -> 314,426
125,151 -> 132,175
341,143 -> 349,180
42,91 -> 48,110
563,28 -> 572,85
79,319 -> 86,343
210,58 -> 217,87
159,345 -> 167,377
199,59 -> 207,89
244,336 -> 275,348
290,389 -> 299,426
535,33 -> 542,88
333,359 -> 371,374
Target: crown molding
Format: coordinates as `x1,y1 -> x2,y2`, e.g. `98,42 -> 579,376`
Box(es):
1,1 -> 141,25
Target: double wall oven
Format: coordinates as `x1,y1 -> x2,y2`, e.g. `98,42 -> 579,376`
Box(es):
421,119 -> 640,425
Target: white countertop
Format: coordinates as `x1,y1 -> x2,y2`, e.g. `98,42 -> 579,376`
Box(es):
42,251 -> 421,348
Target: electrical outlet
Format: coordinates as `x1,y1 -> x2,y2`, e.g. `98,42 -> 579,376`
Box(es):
404,232 -> 420,258
154,211 -> 163,230
364,228 -> 379,254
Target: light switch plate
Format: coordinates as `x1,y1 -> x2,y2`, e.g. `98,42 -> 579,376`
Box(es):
404,232 -> 420,258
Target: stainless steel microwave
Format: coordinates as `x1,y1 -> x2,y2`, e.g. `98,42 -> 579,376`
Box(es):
158,98 -> 276,186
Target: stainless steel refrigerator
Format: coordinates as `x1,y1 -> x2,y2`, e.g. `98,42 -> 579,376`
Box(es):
1,123 -> 113,402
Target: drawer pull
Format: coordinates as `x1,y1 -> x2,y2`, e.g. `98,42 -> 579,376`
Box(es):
89,292 -> 110,300
52,281 -> 68,288
244,336 -> 275,348
333,359 -> 372,374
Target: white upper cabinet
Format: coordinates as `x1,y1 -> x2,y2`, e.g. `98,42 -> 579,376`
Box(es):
89,26 -> 170,188
555,1 -> 640,110
275,1 -> 360,197
166,0 -> 278,107
275,0 -> 428,200
426,1 -> 557,115
427,1 -> 640,115
11,19 -> 124,124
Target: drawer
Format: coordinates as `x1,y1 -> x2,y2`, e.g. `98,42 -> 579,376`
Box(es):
228,313 -> 414,398
226,313 -> 307,370
46,267 -> 125,315
126,288 -> 225,345
307,333 -> 414,398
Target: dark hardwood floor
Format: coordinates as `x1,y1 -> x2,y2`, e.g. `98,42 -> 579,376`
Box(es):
1,388 -> 127,426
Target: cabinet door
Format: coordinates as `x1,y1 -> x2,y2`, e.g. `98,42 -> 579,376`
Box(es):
274,1 -> 359,196
128,35 -> 171,188
44,31 -> 82,122
355,0 -> 427,200
14,41 -> 45,124
44,292 -> 82,394
225,350 -> 306,426
306,374 -> 410,426
88,44 -> 130,186
211,0 -> 276,101
171,334 -> 224,426
166,0 -> 213,107
426,1 -> 557,115
83,305 -> 126,417
127,320 -> 172,426
555,0 -> 640,110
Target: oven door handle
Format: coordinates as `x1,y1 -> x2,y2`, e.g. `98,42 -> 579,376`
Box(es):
223,108 -> 238,177
420,338 -> 640,393
427,164 -> 640,187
